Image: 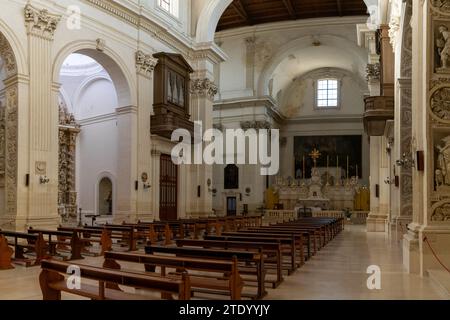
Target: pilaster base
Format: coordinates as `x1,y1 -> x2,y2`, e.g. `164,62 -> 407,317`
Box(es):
403,227 -> 420,274
403,224 -> 450,276
366,213 -> 388,232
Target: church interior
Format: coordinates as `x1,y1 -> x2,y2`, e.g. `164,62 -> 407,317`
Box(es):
0,0 -> 449,301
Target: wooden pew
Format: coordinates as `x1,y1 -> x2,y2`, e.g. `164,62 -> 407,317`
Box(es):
28,228 -> 84,261
243,227 -> 315,257
204,235 -> 299,274
176,239 -> 283,288
58,227 -> 112,256
103,251 -> 243,300
0,235 -> 14,270
0,230 -> 46,266
221,231 -> 306,265
39,260 -> 190,300
84,225 -> 137,251
145,245 -> 266,300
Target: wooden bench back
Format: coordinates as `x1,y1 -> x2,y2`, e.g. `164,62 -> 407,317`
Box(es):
40,260 -> 190,300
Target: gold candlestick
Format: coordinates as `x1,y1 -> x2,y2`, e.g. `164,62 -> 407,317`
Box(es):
326,155 -> 330,186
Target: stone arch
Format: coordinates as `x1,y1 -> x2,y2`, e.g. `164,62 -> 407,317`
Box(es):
0,31 -> 18,227
72,74 -> 115,117
95,172 -> 116,216
53,41 -> 135,107
257,34 -> 368,97
195,0 -> 233,44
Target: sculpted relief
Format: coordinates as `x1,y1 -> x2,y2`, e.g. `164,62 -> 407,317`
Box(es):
436,24 -> 450,73
431,86 -> 450,121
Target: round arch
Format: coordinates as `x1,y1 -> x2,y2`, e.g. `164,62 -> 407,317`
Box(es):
257,34 -> 368,97
72,74 -> 115,117
195,0 -> 233,44
94,172 -> 117,216
53,41 -> 136,107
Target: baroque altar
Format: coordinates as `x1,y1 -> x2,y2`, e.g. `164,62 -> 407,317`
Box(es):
273,170 -> 360,211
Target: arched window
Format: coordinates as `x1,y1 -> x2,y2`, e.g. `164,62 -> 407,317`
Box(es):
98,177 -> 113,216
224,165 -> 239,190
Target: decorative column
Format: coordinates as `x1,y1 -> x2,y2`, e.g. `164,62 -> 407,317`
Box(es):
245,36 -> 256,94
135,50 -> 158,222
58,104 -> 80,224
19,4 -> 61,229
115,106 -> 138,223
367,136 -> 383,231
403,0 -> 450,275
189,76 -> 218,217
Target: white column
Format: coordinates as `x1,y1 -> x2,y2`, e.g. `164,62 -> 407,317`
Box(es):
367,136 -> 386,231
19,4 -> 61,229
188,51 -> 222,217
114,106 -> 138,223
134,51 -> 158,222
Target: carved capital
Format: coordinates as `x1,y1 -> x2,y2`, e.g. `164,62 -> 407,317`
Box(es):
136,50 -> 158,77
366,63 -> 380,82
24,4 -> 61,40
190,78 -> 218,100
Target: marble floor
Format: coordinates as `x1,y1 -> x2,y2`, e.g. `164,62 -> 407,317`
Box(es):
0,225 -> 446,300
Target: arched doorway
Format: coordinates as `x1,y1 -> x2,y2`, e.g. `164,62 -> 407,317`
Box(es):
0,32 -> 18,228
56,49 -> 131,222
98,177 -> 113,216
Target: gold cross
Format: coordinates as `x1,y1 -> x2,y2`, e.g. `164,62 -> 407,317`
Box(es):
309,148 -> 322,168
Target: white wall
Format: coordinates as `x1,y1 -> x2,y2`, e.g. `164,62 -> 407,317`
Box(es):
77,117 -> 118,215
60,56 -> 119,216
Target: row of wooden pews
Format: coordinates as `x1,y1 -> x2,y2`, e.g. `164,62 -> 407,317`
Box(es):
2,215 -> 342,300
36,216 -> 262,300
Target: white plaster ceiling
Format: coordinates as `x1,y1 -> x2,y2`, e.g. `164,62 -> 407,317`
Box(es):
60,53 -> 105,77
265,34 -> 368,101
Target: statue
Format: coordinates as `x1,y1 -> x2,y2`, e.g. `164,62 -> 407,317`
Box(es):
436,136 -> 450,185
436,25 -> 450,73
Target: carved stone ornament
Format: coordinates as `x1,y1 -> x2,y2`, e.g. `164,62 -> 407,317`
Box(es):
366,63 -> 380,82
135,50 -> 158,76
240,121 -> 272,130
435,23 -> 450,73
432,0 -> 450,14
0,37 -> 17,77
190,78 -> 218,99
430,86 -> 450,122
96,38 -> 106,52
431,201 -> 450,221
24,4 -> 61,40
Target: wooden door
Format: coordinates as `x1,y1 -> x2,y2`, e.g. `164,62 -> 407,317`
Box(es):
226,197 -> 237,216
160,154 -> 178,221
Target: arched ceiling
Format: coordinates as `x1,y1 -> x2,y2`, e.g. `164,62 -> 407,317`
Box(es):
217,0 -> 368,31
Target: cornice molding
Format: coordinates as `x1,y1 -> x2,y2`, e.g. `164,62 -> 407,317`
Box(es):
82,0 -> 226,63
215,16 -> 368,39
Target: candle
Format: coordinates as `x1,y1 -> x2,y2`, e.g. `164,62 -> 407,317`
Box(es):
347,156 -> 349,180
336,156 -> 339,180
303,155 -> 305,179
356,164 -> 359,179
327,155 -> 329,184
